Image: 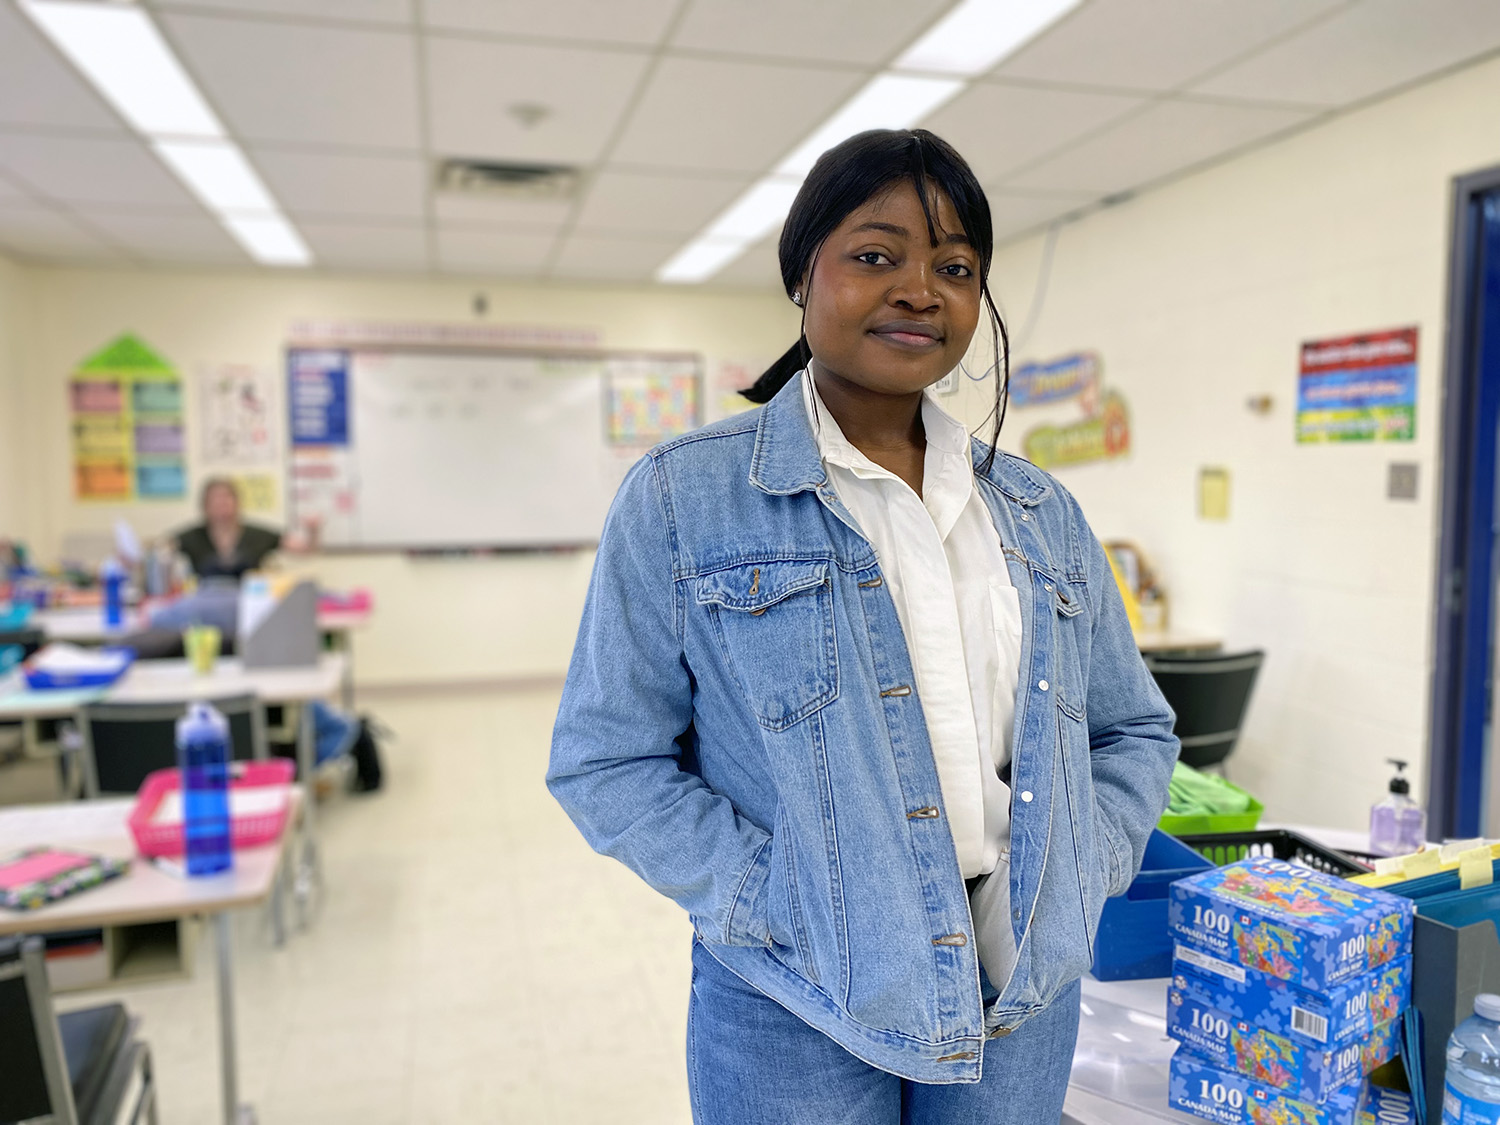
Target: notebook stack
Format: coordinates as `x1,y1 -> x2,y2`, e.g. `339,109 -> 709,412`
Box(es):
1164,857 -> 1418,1125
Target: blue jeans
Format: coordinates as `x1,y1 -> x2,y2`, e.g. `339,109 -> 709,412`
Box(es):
686,940 -> 1081,1125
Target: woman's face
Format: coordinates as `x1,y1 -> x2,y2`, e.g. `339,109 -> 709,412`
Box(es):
801,180 -> 981,396
204,484 -> 240,524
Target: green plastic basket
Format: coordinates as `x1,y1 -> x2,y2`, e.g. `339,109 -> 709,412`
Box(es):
1157,791 -> 1264,836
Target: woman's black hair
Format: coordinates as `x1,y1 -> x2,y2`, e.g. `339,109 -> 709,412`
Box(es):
740,128 -> 1009,473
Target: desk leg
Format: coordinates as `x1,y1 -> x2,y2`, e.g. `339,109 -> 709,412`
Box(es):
213,911 -> 255,1125
294,703 -> 321,928
338,632 -> 355,713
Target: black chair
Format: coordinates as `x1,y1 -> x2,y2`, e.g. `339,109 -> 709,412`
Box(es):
1143,649 -> 1265,772
0,935 -> 158,1125
78,694 -> 268,797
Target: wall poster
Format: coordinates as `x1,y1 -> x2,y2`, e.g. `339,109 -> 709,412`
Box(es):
69,334 -> 185,501
1296,327 -> 1418,443
1013,350 -> 1131,471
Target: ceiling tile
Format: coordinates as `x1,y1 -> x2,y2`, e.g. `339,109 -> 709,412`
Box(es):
572,170 -> 751,237
422,0 -> 679,46
0,203 -> 123,261
671,0 -> 951,66
987,191 -> 1095,242
1193,0 -> 1500,107
425,38 -> 650,165
156,0 -> 413,24
435,225 -> 557,275
299,221 -> 429,270
0,3 -> 127,133
551,232 -> 684,282
77,210 -> 247,264
1004,98 -> 1316,194
706,234 -> 783,290
924,83 -> 1145,183
0,134 -> 201,210
613,58 -> 865,174
994,0 -> 1345,92
161,13 -> 421,148
252,150 -> 426,220
431,192 -> 573,230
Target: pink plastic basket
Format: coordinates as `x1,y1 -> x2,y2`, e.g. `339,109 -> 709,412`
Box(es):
128,760 -> 295,859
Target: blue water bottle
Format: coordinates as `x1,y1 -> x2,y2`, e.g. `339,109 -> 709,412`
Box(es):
102,558 -> 125,629
175,703 -> 233,876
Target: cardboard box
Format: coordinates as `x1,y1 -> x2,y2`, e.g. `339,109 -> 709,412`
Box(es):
1169,858 -> 1414,992
1170,950 -> 1413,1049
1169,1054 -> 1416,1125
1168,984 -> 1398,1102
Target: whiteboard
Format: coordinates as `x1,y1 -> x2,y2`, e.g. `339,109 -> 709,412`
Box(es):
287,348 -> 701,549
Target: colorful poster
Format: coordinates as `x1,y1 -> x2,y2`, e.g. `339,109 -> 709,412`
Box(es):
289,447 -> 357,542
1009,352 -> 1101,409
200,363 -> 276,466
1296,327 -> 1418,443
231,472 -> 279,514
289,349 -> 350,446
605,358 -> 701,444
69,334 -> 186,501
1022,390 -> 1131,470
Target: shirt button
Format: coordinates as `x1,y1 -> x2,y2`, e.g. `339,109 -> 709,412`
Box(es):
1021,791 -> 1034,803
1038,679 -> 1049,692
1013,907 -> 1022,920
1020,513 -> 1031,522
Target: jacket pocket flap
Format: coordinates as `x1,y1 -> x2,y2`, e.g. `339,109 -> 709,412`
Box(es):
694,561 -> 829,613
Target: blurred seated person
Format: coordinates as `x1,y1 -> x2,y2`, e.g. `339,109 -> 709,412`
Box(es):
174,477 -> 316,582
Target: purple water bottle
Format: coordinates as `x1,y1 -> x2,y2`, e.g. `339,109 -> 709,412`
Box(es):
102,558 -> 125,629
175,703 -> 233,876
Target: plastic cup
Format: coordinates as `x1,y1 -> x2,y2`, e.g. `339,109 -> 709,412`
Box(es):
183,625 -> 221,675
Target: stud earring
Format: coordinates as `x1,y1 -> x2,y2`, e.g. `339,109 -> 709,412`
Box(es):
792,290 -> 803,306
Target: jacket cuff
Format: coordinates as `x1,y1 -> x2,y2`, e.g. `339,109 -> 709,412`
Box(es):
724,837 -> 773,946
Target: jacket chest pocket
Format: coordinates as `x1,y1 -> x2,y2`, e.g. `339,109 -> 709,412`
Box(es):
695,561 -> 839,732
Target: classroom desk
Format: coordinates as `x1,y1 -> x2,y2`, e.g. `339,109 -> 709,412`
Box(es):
0,791 -> 302,1125
35,606 -> 370,710
1134,630 -> 1224,655
0,655 -> 344,922
108,655 -> 345,916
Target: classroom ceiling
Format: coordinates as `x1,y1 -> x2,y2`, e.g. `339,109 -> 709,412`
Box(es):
1,0 -> 1499,286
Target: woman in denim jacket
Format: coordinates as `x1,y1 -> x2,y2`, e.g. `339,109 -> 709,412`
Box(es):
549,130 -> 1179,1124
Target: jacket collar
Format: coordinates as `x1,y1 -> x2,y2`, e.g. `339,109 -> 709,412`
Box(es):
748,369 -> 1054,508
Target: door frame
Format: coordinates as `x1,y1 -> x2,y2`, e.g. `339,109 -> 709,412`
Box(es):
1429,164 -> 1500,838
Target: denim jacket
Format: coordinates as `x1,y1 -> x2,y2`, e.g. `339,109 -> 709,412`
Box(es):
548,374 -> 1178,1083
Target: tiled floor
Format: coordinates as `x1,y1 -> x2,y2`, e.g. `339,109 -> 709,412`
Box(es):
1,685 -> 695,1124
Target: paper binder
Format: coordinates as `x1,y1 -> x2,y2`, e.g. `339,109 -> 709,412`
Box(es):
239,579 -> 319,669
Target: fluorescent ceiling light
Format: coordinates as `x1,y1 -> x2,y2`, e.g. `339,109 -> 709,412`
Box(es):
222,214 -> 312,267
775,74 -> 963,178
704,177 -> 802,244
894,0 -> 1084,77
657,238 -> 750,284
153,141 -> 277,214
19,0 -> 224,138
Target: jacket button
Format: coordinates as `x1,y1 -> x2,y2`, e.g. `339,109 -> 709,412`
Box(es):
931,933 -> 968,947
1020,513 -> 1031,522
989,1026 -> 1013,1039
1038,679 -> 1049,692
1021,791 -> 1033,803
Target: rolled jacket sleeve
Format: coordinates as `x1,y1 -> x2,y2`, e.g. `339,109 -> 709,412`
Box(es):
1073,505 -> 1180,898
547,456 -> 773,947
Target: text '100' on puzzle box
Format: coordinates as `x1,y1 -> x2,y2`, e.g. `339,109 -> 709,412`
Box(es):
1168,858 -> 1414,993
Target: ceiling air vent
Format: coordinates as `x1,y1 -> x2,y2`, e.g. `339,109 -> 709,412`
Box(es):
435,159 -> 580,201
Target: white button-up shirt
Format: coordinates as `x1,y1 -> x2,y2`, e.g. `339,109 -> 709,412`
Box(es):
803,373 -> 1022,881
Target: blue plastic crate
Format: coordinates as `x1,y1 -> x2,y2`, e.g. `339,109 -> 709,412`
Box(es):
1092,829 -> 1214,981
0,603 -> 33,630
